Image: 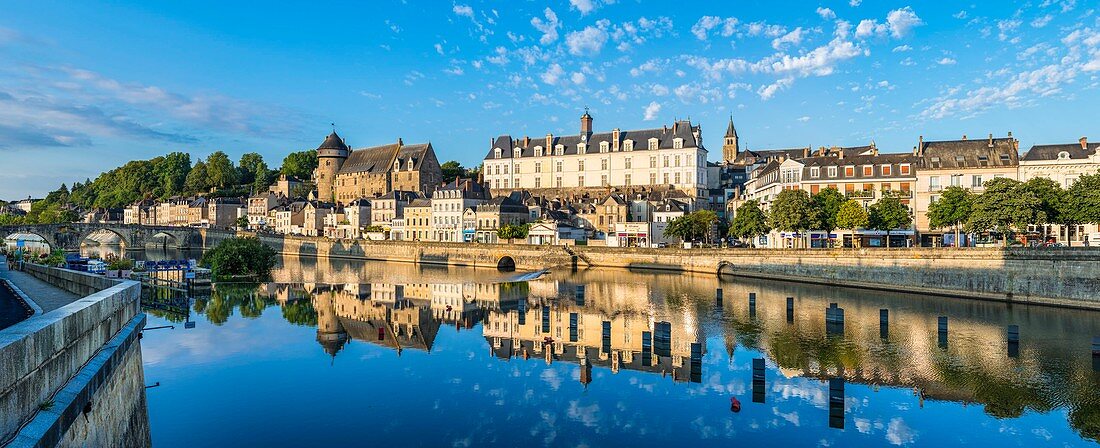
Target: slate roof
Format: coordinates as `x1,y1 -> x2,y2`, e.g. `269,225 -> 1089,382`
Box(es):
437,178 -> 490,200
1021,141 -> 1100,161
339,143 -> 400,175
375,190 -> 420,202
394,143 -> 433,171
733,147 -> 810,165
484,120 -> 701,160
917,136 -> 1019,169
317,131 -> 349,151
799,153 -> 917,180
407,198 -> 433,208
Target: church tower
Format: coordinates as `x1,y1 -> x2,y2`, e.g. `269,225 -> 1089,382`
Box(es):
313,130 -> 349,203
722,116 -> 739,162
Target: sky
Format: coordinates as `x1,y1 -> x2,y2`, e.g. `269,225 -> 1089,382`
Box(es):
1,0 -> 1098,199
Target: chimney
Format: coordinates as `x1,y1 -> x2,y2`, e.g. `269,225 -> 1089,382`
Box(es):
988,133 -> 993,147
1081,136 -> 1088,149
917,135 -> 924,156
803,147 -> 809,158
580,110 -> 593,135
397,137 -> 403,146
524,136 -> 530,147
838,149 -> 845,159
962,134 -> 967,140
546,133 -> 553,152
612,128 -> 620,151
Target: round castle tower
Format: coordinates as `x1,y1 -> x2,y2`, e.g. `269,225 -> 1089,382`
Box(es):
314,131 -> 349,203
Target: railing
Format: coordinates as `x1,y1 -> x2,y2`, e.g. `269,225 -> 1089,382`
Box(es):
846,190 -> 874,199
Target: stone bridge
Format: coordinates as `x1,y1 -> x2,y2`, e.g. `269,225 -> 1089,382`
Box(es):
0,223 -> 202,251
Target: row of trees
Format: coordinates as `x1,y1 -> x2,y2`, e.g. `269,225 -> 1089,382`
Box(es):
663,210 -> 719,243
928,174 -> 1100,246
729,188 -> 913,247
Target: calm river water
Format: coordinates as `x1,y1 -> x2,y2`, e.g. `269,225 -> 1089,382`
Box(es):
136,250 -> 1100,447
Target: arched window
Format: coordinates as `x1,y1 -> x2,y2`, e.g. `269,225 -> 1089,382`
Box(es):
494,148 -> 502,159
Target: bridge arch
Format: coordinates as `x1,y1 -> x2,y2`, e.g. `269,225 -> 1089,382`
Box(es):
80,227 -> 131,248
149,231 -> 180,249
717,261 -> 736,277
496,255 -> 516,271
2,231 -> 54,253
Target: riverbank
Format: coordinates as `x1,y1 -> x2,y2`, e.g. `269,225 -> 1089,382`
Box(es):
201,229 -> 1100,310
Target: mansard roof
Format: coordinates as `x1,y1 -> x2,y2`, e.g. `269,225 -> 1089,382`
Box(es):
395,143 -> 433,170
340,143 -> 400,175
485,120 -> 702,160
799,153 -> 917,180
1021,141 -> 1100,161
917,135 -> 1019,168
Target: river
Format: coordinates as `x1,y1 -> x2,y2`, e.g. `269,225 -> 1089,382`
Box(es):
135,250 -> 1100,446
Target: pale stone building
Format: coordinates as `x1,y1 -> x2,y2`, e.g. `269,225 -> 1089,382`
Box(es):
482,111 -> 709,198
1019,137 -> 1100,246
431,178 -> 489,242
311,131 -> 443,204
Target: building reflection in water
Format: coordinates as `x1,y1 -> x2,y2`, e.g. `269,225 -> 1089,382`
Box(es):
146,253 -> 1100,441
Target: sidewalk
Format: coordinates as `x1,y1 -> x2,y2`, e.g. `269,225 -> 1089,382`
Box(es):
0,256 -> 80,313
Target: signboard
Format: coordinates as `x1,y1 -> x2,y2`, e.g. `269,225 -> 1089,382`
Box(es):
184,271 -> 196,280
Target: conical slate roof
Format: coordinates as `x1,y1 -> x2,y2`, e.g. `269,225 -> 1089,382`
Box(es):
725,116 -> 737,138
317,131 -> 348,151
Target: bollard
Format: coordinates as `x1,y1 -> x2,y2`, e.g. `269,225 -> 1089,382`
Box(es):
938,316 -> 949,349
786,297 -> 794,323
654,321 -> 672,357
575,285 -> 586,306
716,288 -> 723,307
689,342 -> 703,383
601,321 -> 612,353
829,378 -> 845,429
542,306 -> 551,334
1093,337 -> 1100,372
752,357 -> 766,403
641,331 -> 653,366
879,309 -> 889,339
569,313 -> 579,343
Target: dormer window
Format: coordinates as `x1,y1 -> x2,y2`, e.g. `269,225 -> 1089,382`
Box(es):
977,155 -> 989,166
1058,151 -> 1070,160
408,160 -> 414,170
578,143 -> 587,155
513,148 -> 521,158
494,148 -> 502,159
624,140 -> 634,151
955,155 -> 966,164
534,146 -> 543,157
648,138 -> 658,150
394,161 -> 401,172
810,167 -> 820,178
555,145 -> 564,156
673,138 -> 683,149
827,166 -> 837,177
600,141 -> 609,153
999,154 -> 1011,164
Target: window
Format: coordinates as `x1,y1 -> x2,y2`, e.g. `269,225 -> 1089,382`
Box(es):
881,183 -> 892,191
955,155 -> 965,164
828,166 -> 838,177
624,140 -> 634,151
810,184 -> 820,194
881,165 -> 891,176
862,166 -> 873,176
555,161 -> 562,172
649,156 -> 657,168
601,159 -> 608,170
578,175 -> 585,187
810,167 -> 820,178
555,145 -> 564,155
578,160 -> 585,171
625,174 -> 631,185
673,138 -> 683,149
663,156 -> 670,167
394,161 -> 401,171
648,138 -> 658,150
504,165 -> 510,175
977,155 -> 989,166
1000,154 -> 1012,164
600,141 -> 609,153
930,176 -> 940,189
649,173 -> 656,184
601,174 -> 608,186
674,172 -> 681,184
503,179 -> 510,188
535,162 -> 542,173
663,173 -> 670,184
844,166 -> 855,177
625,158 -> 632,169
930,157 -> 941,168
494,148 -> 501,159
535,177 -> 541,188
534,146 -> 543,157
950,174 -> 962,187
555,177 -> 562,187
971,175 -> 983,188
674,155 -> 681,167
513,164 -> 520,174
899,164 -> 911,175
1058,151 -> 1070,160
578,143 -> 587,155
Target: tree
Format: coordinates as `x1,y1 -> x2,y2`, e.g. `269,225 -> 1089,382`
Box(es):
200,237 -> 277,281
728,200 -> 770,245
154,152 -> 191,198
441,161 -> 466,183
967,178 -> 1040,246
768,189 -> 814,248
280,150 -> 318,180
665,210 -> 718,244
497,223 -> 531,241
235,216 -> 250,229
927,186 -> 974,247
205,151 -> 238,188
811,187 -> 846,232
239,152 -> 275,193
868,192 -> 913,247
1023,177 -> 1065,242
835,199 -> 869,248
1063,173 -> 1100,226
184,161 -> 210,194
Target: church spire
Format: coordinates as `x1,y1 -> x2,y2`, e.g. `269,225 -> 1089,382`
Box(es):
722,114 -> 740,162
725,115 -> 737,139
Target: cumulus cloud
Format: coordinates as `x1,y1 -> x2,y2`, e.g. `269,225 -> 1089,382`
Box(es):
691,16 -> 739,40
849,0 -> 862,6
892,44 -> 912,52
643,101 -> 661,120
531,8 -> 561,45
566,25 -> 609,56
1031,15 -> 1053,28
571,72 -> 586,85
937,57 -> 957,65
816,7 -> 836,20
452,4 -> 473,18
886,7 -> 923,38
797,115 -> 811,122
541,63 -> 565,85
772,27 -> 805,50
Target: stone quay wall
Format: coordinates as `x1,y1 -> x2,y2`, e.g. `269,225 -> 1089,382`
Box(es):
201,229 -> 1100,310
0,265 -> 149,448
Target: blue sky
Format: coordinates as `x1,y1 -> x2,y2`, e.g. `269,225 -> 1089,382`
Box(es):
1,0 -> 1098,199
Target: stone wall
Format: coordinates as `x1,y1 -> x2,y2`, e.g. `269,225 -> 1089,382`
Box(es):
200,229 -> 1100,309
0,266 -> 149,447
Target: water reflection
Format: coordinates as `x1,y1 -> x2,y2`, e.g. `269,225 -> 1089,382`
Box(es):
138,255 -> 1100,446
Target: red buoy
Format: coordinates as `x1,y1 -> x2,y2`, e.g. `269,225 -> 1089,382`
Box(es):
730,397 -> 741,413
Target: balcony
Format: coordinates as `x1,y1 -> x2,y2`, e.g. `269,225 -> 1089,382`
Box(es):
846,190 -> 874,199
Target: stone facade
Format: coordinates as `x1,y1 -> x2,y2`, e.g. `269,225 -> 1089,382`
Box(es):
311,131 -> 443,205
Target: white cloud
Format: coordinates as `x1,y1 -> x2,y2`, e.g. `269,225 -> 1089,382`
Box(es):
541,63 -> 565,85
692,16 -> 739,40
758,77 -> 794,100
997,19 -> 1022,41
631,58 -> 666,77
651,84 -> 669,96
565,26 -> 609,56
531,8 -> 561,45
953,10 -> 968,19
453,4 -> 474,18
886,7 -> 923,38
1031,15 -> 1053,28
569,0 -> 614,15
816,7 -> 836,20
886,418 -> 915,445
571,72 -> 586,85
643,101 -> 661,120
892,45 -> 912,52
855,19 -> 886,38
434,43 -> 444,55
797,115 -> 811,122
849,0 -> 862,6
937,57 -> 957,65
772,27 -> 805,50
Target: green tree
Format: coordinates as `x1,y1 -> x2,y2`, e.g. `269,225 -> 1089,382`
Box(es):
835,199 -> 869,248
200,237 -> 277,281
728,200 -> 770,245
768,189 -> 814,248
280,149 -> 318,180
868,192 -> 913,247
235,216 -> 250,229
811,187 -> 846,231
927,186 -> 974,247
184,161 -> 210,194
154,152 -> 191,198
239,152 -> 275,193
497,223 -> 531,241
1063,173 -> 1100,226
205,151 -> 238,188
665,210 -> 718,244
440,161 -> 466,183
1022,177 -> 1065,242
967,178 -> 1040,246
